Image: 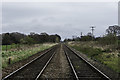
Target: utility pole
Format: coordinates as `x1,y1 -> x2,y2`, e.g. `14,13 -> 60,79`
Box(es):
81,32 -> 83,37
90,26 -> 95,40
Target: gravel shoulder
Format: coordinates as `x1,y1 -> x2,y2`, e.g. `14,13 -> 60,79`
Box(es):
41,44 -> 72,79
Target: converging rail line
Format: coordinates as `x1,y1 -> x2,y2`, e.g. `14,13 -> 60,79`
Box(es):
63,44 -> 111,80
2,44 -> 112,80
2,45 -> 58,80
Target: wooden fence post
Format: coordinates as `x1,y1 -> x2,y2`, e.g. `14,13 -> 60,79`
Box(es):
8,58 -> 11,65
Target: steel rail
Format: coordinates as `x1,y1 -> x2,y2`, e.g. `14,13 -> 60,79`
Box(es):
64,50 -> 79,80
35,51 -> 56,80
65,45 -> 111,80
2,47 -> 54,80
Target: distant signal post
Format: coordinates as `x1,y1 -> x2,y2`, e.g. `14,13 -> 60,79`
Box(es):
90,26 -> 95,40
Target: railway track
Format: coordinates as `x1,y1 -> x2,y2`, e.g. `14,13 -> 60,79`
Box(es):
63,44 -> 111,80
2,45 -> 58,80
2,44 -> 112,80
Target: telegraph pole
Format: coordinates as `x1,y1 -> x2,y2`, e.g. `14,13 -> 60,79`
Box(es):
90,26 -> 95,40
81,32 -> 83,37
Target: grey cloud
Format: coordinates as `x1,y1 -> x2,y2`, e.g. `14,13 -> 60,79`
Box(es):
2,2 -> 118,40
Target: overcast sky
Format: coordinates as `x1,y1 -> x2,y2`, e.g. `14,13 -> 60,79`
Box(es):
2,2 -> 118,40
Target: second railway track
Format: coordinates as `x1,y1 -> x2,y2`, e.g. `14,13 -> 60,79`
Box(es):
63,44 -> 111,80
2,45 -> 59,80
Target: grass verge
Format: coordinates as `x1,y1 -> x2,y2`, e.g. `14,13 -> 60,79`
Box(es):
70,45 -> 119,73
2,44 -> 19,51
2,43 -> 56,68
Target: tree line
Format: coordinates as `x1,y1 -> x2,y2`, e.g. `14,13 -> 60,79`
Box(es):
64,25 -> 120,49
64,32 -> 94,42
1,32 -> 61,45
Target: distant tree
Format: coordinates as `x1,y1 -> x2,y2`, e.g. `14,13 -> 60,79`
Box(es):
97,25 -> 119,50
39,33 -> 49,43
80,32 -> 93,41
2,32 -> 26,45
54,34 -> 61,42
2,33 -> 12,51
40,32 -> 49,36
87,32 -> 92,37
64,38 -> 72,42
10,32 -> 26,44
49,35 -> 56,43
29,32 -> 41,44
20,36 -> 35,45
106,25 -> 120,36
2,32 -> 61,45
95,37 -> 101,41
81,36 -> 92,41
2,33 -> 12,45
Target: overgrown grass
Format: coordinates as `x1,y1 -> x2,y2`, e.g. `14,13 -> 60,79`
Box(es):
70,45 -> 119,73
94,53 -> 119,72
2,43 -> 56,68
2,44 -> 25,51
2,44 -> 16,51
71,45 -> 102,58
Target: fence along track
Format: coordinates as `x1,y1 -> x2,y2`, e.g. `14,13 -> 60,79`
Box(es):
64,44 -> 111,80
2,45 -> 58,80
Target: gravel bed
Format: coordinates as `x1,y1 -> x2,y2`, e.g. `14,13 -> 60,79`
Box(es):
41,44 -> 72,79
